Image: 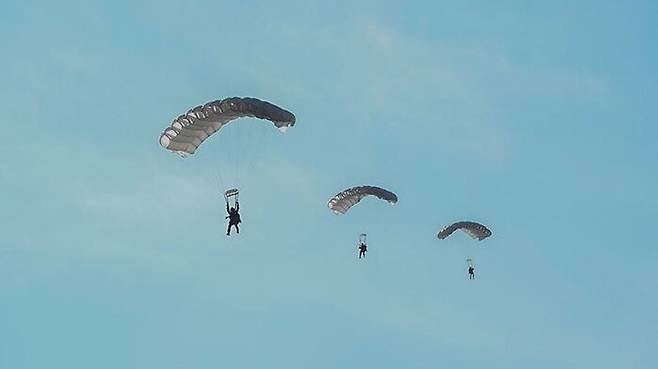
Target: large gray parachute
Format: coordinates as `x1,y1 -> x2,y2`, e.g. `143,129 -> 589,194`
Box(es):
159,97 -> 296,156
328,186 -> 398,214
437,221 -> 492,241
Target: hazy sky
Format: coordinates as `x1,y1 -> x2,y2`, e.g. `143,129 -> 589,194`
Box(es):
1,1 -> 657,368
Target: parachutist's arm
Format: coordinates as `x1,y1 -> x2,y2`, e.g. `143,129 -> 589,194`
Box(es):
226,202 -> 230,213
236,201 -> 239,212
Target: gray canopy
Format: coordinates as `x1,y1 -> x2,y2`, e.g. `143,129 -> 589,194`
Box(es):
328,186 -> 398,214
159,97 -> 295,156
437,221 -> 492,241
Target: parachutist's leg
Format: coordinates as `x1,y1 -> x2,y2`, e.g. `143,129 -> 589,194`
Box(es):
236,224 -> 239,234
227,223 -> 231,236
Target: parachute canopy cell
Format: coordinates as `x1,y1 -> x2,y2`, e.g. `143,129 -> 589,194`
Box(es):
328,186 -> 398,214
159,97 -> 296,156
437,221 -> 492,241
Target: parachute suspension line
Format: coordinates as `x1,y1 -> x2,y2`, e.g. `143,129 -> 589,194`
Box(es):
214,120 -> 261,200
215,132 -> 234,198
222,122 -> 242,193
239,120 -> 269,189
209,124 -> 228,196
214,168 -> 226,202
466,258 -> 474,267
231,122 -> 242,189
226,122 -> 240,193
229,119 -> 258,192
244,121 -> 267,179
233,120 -> 274,198
242,120 -> 258,186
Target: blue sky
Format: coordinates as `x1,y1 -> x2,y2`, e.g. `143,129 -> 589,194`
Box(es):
1,1 -> 657,368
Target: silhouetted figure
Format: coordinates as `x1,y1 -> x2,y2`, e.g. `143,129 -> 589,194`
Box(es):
468,265 -> 475,280
358,242 -> 367,259
226,201 -> 241,236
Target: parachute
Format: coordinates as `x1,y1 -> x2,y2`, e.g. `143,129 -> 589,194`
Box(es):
437,221 -> 492,241
159,97 -> 296,156
328,186 -> 398,214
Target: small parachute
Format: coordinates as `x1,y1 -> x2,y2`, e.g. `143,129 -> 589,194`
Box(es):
328,186 -> 398,214
159,97 -> 296,156
437,221 -> 491,241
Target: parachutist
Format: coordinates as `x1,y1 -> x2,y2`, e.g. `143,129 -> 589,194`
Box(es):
226,200 -> 241,235
468,265 -> 475,280
358,242 -> 367,259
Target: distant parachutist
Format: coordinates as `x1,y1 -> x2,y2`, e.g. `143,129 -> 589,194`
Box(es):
357,233 -> 368,259
225,189 -> 241,236
358,243 -> 367,259
466,258 -> 476,280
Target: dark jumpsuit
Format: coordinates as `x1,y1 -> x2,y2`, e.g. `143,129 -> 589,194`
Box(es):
358,243 -> 367,259
226,201 -> 241,235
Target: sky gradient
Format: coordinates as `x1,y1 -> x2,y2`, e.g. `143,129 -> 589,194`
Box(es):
1,1 -> 657,368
